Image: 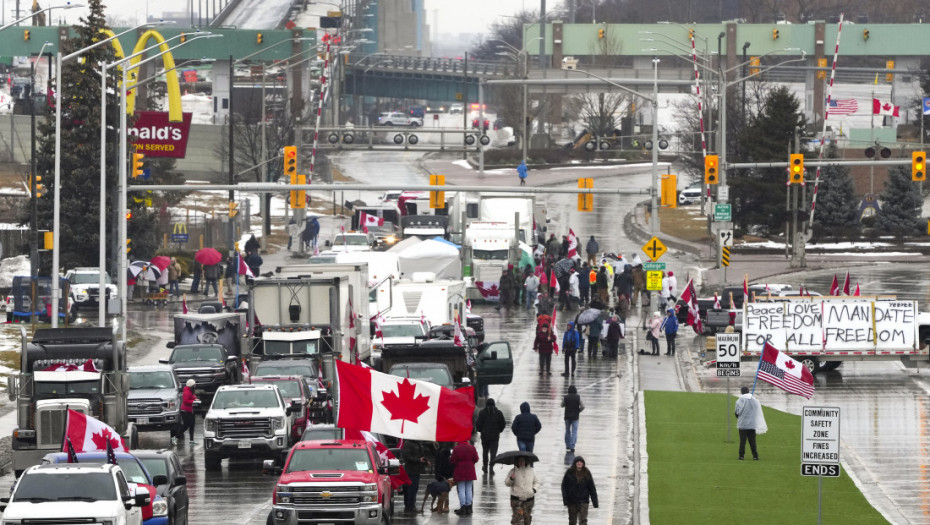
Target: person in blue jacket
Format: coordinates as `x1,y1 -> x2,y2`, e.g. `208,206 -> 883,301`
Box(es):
660,307 -> 679,356
561,321 -> 580,377
517,161 -> 528,186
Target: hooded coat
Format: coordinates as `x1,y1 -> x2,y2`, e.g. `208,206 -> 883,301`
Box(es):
562,323 -> 580,352
450,441 -> 479,481
561,385 -> 585,421
533,327 -> 557,354
475,399 -> 506,440
511,402 -> 542,442
561,456 -> 599,507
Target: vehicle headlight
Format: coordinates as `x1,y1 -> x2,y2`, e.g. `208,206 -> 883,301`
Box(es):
275,485 -> 292,504
151,498 -> 168,516
204,418 -> 217,432
271,417 -> 286,430
372,342 -> 381,350
166,399 -> 178,410
363,483 -> 378,502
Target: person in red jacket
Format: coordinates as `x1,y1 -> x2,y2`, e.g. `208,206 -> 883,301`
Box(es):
533,323 -> 556,375
450,439 -> 478,516
173,379 -> 198,444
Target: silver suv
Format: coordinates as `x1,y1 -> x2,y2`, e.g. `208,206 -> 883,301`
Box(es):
128,365 -> 182,434
378,111 -> 422,127
65,267 -> 117,310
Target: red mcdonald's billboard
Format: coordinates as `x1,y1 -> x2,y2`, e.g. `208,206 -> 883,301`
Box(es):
129,111 -> 193,159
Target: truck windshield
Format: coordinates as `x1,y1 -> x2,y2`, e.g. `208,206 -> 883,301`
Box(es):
389,366 -> 452,388
265,340 -> 319,356
333,235 -> 369,246
35,380 -> 100,395
286,448 -> 372,473
212,389 -> 280,409
382,324 -> 424,338
62,458 -> 150,485
71,273 -> 112,284
172,346 -> 224,363
473,249 -> 509,260
251,379 -> 301,399
130,371 -> 176,389
15,472 -> 116,501
255,363 -> 316,378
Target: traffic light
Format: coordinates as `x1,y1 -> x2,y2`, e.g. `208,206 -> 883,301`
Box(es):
180,33 -> 187,43
43,231 -> 53,250
132,153 -> 145,178
749,57 -> 761,76
290,174 -> 307,209
688,28 -> 695,40
228,201 -> 239,218
885,60 -> 894,82
789,153 -> 805,183
597,28 -> 604,39
912,151 -> 926,181
23,30 -> 30,41
772,28 -> 779,40
125,211 -> 133,220
283,146 -> 297,178
577,178 -> 593,212
704,155 -> 719,185
31,174 -> 45,198
863,29 -> 870,40
257,33 -> 263,44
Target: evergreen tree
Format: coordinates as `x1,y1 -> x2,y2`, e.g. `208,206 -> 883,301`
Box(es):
23,0 -> 156,273
876,166 -> 922,237
811,146 -> 858,238
731,86 -> 806,233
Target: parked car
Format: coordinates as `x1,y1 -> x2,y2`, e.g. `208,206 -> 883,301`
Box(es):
330,231 -> 376,252
128,365 -> 182,433
249,375 -> 315,440
678,188 -> 702,205
408,105 -> 425,118
64,267 -> 117,311
377,111 -> 422,127
134,449 -> 190,525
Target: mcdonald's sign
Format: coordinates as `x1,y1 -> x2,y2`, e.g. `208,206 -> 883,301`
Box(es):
171,223 -> 189,242
104,29 -> 193,158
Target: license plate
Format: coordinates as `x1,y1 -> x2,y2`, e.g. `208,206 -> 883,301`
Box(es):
136,418 -> 149,425
238,440 -> 252,449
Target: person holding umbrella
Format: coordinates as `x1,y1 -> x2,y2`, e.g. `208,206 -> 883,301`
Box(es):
505,455 -> 538,524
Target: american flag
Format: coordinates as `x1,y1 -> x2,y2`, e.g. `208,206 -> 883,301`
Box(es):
826,98 -> 857,116
757,343 -> 814,399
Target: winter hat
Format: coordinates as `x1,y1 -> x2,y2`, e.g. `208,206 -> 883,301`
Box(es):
653,312 -> 661,318
186,379 -> 196,388
668,271 -> 674,276
508,264 -> 514,269
570,268 -> 576,273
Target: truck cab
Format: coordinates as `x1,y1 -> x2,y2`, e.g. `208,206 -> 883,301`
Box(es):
267,440 -> 398,525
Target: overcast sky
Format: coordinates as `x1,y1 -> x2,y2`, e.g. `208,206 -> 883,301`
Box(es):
30,0 -> 533,36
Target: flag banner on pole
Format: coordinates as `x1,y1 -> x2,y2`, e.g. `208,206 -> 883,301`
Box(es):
742,275 -> 749,307
826,98 -> 858,116
550,269 -> 560,294
62,409 -> 129,454
872,98 -> 900,117
237,254 -> 254,277
335,361 -> 474,442
842,271 -> 850,295
359,211 -> 384,229
854,282 -> 860,296
829,274 -> 839,296
923,97 -> 930,115
679,278 -> 703,335
567,228 -> 579,259
550,303 -> 560,354
713,293 -> 721,310
757,342 -> 815,399
344,429 -> 412,489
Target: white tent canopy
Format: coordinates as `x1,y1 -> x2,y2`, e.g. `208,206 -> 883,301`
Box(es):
395,238 -> 461,280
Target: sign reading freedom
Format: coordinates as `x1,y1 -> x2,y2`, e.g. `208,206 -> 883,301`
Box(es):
129,111 -> 193,158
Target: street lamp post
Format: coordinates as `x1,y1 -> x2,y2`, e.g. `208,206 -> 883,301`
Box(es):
29,42 -> 52,325
0,1 -> 81,32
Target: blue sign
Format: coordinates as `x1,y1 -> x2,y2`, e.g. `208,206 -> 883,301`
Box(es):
171,233 -> 189,242
141,168 -> 152,180
923,97 -> 930,116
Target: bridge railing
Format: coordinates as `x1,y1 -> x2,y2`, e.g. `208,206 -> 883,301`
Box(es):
348,54 -> 511,77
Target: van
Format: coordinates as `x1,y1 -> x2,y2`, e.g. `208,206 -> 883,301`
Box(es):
678,188 -> 702,205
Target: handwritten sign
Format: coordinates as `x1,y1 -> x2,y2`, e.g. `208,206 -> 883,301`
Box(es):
742,299 -> 917,352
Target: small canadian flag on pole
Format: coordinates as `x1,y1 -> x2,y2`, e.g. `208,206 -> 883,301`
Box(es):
62,409 -> 129,454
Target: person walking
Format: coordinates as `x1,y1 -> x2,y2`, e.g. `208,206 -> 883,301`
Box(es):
505,456 -> 538,525
585,236 -> 599,266
451,439 -> 479,515
245,250 -> 263,277
606,315 -> 623,357
595,267 -> 609,305
536,290 -> 553,318
224,255 -> 238,295
561,385 -> 584,452
475,398 -> 506,473
401,439 -> 429,513
568,269 -> 581,309
203,262 -> 220,297
631,263 -> 646,307
497,265 -> 515,311
578,262 -> 591,306
546,234 -> 560,258
511,402 -> 542,452
616,293 -> 631,322
524,271 -> 539,311
561,322 -> 580,377
517,160 -> 528,186
661,307 -> 679,356
648,311 -> 663,355
640,291 -> 652,330
533,323 -> 556,375
586,316 -> 602,358
172,379 -> 198,444
562,456 -> 599,525
168,257 -> 182,298
735,386 -> 767,460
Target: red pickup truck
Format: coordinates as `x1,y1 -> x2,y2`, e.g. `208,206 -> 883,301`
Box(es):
266,440 -> 399,525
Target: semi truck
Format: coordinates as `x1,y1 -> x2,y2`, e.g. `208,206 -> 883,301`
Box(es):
8,326 -> 135,477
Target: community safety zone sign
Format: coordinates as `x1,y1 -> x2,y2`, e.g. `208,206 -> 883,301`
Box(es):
742,299 -> 917,352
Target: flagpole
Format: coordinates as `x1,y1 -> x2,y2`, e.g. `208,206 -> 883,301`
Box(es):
235,252 -> 240,309
750,351 -> 764,396
870,86 -> 875,194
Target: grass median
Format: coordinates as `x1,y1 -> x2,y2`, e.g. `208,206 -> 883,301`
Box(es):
645,391 -> 887,524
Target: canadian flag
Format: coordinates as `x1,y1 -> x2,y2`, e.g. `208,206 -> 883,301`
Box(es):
567,228 -> 579,259
42,359 -> 99,373
237,254 -> 254,277
842,271 -> 850,295
550,269 -> 560,294
679,278 -> 703,335
453,321 -> 465,347
241,360 -> 250,382
335,361 -> 474,442
343,429 -> 412,490
713,293 -> 721,310
61,409 -> 129,454
854,282 -> 861,296
872,98 -> 900,117
359,211 -> 384,231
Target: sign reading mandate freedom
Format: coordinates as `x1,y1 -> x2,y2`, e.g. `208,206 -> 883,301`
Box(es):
743,299 -> 917,352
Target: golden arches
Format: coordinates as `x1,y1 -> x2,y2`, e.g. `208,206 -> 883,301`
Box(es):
100,29 -> 183,122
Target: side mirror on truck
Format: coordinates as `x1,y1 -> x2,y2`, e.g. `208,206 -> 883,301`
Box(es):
166,342 -> 176,349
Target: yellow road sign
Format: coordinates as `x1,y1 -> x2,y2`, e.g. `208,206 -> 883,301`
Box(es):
430,174 -> 445,209
722,246 -> 730,267
646,271 -> 663,291
642,236 -> 667,262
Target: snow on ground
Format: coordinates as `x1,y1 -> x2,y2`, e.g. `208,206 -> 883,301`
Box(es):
223,0 -> 294,29
0,255 -> 31,288
741,240 -> 894,250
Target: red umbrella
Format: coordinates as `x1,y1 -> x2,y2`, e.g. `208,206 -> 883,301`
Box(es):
195,247 -> 222,266
149,255 -> 171,271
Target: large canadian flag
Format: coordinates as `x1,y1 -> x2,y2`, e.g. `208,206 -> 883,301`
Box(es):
359,211 -> 384,233
566,228 -> 579,259
872,98 -> 900,117
237,253 -> 254,277
61,409 -> 129,454
335,361 -> 474,442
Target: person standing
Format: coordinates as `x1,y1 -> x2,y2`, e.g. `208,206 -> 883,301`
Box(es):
735,386 -> 766,460
631,263 -> 646,307
203,262 -> 219,297
168,257 -> 182,298
536,290 -> 553,318
517,160 -> 528,186
562,456 -> 599,525
616,293 -> 631,322
648,312 -> 663,355
511,402 -> 542,452
505,456 -> 538,525
533,323 -> 556,375
561,322 -> 579,377
172,379 -> 198,444
586,317 -> 602,358
595,267 -> 609,305
661,307 -> 679,356
245,250 -> 263,277
401,440 -> 429,513
451,439 -> 478,515
524,271 -> 540,311
224,255 -> 238,295
475,398 -> 506,473
546,234 -> 560,258
585,236 -> 599,266
568,269 -> 581,309
606,315 -> 623,357
189,261 -> 202,295
578,262 -> 591,306
497,266 -> 515,311
561,385 -> 585,452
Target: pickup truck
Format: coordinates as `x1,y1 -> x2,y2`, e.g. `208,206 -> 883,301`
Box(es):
0,463 -> 150,525
202,384 -> 300,470
266,439 -> 399,525
128,365 -> 182,434
160,343 -> 242,395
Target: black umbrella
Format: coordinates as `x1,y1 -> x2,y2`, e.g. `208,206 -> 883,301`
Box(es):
553,258 -> 575,279
491,450 -> 539,466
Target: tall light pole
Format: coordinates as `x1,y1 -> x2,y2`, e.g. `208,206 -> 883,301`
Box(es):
0,1 -> 81,31
29,42 -> 52,325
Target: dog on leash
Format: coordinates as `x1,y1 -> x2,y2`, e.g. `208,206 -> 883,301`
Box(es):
421,477 -> 455,513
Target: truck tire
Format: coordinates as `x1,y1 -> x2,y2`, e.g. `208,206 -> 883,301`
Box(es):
819,361 -> 842,372
204,452 -> 222,471
266,511 -> 274,525
798,356 -> 819,375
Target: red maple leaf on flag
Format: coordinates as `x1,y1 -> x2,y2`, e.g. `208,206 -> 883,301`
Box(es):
90,428 -> 121,452
784,360 -> 795,370
380,379 -> 431,433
